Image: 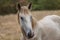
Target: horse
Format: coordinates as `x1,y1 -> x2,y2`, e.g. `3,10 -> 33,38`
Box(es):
17,3 -> 60,40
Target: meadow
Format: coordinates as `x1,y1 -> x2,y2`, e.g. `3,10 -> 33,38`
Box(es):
0,10 -> 60,40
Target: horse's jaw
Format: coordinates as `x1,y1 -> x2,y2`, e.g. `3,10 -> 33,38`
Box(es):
25,35 -> 36,40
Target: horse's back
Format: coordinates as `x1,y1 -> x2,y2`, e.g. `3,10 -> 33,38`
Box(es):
43,15 -> 60,28
38,15 -> 60,30
39,15 -> 60,27
44,15 -> 60,23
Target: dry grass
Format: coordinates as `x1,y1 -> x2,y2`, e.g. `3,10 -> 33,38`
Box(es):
0,10 -> 60,40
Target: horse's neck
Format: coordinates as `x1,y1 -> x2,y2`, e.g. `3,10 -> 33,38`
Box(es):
32,17 -> 37,28
32,16 -> 40,31
32,17 -> 41,40
32,17 -> 43,40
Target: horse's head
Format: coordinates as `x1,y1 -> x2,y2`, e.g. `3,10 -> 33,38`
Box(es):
17,3 -> 35,39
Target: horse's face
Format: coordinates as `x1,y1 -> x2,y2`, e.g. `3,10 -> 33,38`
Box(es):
17,3 -> 34,39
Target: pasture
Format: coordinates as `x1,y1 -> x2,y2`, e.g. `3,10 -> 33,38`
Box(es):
0,10 -> 60,40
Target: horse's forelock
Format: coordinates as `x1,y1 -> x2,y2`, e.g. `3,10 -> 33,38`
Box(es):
19,6 -> 30,15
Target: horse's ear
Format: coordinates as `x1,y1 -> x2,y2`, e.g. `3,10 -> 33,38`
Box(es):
17,3 -> 21,10
28,3 -> 32,9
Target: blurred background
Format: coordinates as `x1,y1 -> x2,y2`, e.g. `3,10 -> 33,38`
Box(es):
0,0 -> 60,15
0,0 -> 60,40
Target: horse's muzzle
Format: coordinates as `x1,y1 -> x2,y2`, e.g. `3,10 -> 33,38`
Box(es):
27,31 -> 34,39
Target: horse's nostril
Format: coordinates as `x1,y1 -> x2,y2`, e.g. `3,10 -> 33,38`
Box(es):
28,32 -> 31,37
27,32 -> 34,39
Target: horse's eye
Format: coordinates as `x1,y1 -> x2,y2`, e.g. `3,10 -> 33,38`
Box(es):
21,17 -> 24,20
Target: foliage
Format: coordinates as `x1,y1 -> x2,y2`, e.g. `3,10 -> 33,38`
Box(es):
0,0 -> 60,15
0,0 -> 17,15
29,0 -> 60,10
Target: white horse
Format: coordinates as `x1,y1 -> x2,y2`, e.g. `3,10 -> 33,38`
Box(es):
17,3 -> 60,40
